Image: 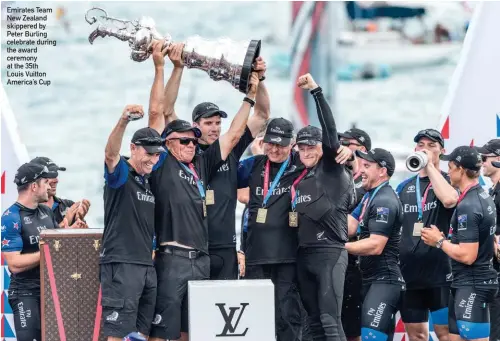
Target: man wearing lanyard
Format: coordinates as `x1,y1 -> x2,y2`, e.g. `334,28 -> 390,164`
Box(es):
345,148 -> 405,341
475,139 -> 500,341
151,43 -> 270,280
395,129 -> 458,341
237,114 -> 352,339
148,70 -> 260,341
338,127 -> 372,341
293,74 -> 355,341
422,146 -> 498,341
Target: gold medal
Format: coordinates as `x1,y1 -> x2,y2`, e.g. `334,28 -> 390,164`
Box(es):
256,208 -> 267,224
413,222 -> 424,237
203,201 -> 207,217
289,212 -> 298,227
205,190 -> 215,205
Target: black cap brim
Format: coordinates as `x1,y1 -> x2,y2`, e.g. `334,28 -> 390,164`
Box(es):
296,139 -> 320,146
143,145 -> 166,154
414,133 -> 444,146
263,134 -> 292,147
439,154 -> 453,161
355,150 -> 377,163
41,170 -> 58,179
474,146 -> 493,155
196,109 -> 228,121
166,126 -> 202,138
338,132 -> 354,140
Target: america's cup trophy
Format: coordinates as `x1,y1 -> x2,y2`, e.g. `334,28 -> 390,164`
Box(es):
85,7 -> 261,94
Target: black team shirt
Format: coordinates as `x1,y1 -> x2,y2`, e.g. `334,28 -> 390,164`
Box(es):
150,141 -> 223,254
450,184 -> 497,288
351,182 -> 404,285
198,127 -> 254,249
51,196 -> 75,224
102,157 -> 155,266
395,173 -> 454,289
293,87 -> 354,248
2,202 -> 59,293
238,152 -> 304,265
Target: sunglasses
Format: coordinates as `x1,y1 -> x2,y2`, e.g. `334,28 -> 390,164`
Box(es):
135,137 -> 165,145
417,129 -> 443,141
482,155 -> 496,162
169,137 -> 198,146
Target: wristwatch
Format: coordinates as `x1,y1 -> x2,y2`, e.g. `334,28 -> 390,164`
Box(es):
436,237 -> 446,249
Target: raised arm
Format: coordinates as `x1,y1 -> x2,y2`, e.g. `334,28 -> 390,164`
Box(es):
105,105 -> 144,173
297,73 -> 340,151
162,43 -> 185,127
218,72 -> 260,161
147,41 -> 168,135
247,57 -> 270,137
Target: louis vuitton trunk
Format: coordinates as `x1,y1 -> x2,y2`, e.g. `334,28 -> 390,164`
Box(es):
40,228 -> 105,341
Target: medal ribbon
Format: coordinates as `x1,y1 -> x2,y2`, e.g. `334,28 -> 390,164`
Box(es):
457,183 -> 477,204
415,176 -> 433,222
291,169 -> 309,210
262,155 -> 291,207
180,162 -> 205,200
358,181 -> 389,223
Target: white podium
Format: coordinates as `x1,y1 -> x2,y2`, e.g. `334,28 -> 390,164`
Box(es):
188,279 -> 275,341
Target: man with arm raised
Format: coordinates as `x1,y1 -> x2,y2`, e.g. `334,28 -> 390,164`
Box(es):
149,44 -> 270,280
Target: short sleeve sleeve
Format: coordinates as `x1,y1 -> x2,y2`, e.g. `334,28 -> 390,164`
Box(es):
1,209 -> 23,252
104,157 -> 129,189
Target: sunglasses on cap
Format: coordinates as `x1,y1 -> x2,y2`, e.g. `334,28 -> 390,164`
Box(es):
134,137 -> 165,145
416,129 -> 443,141
168,137 -> 198,146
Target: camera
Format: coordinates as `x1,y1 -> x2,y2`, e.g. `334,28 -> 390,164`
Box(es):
406,151 -> 428,172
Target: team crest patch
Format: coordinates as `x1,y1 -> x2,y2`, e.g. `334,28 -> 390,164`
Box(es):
375,207 -> 389,223
458,214 -> 467,230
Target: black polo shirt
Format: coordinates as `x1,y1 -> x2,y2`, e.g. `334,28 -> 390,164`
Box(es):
150,141 -> 223,254
2,202 -> 59,293
450,184 -> 498,288
102,157 -> 155,266
395,173 -> 454,289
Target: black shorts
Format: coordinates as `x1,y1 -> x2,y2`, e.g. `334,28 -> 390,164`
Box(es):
150,246 -> 210,340
342,265 -> 362,338
8,293 -> 41,341
448,286 -> 498,339
209,247 -> 238,280
400,286 -> 450,324
100,263 -> 157,338
361,282 -> 404,337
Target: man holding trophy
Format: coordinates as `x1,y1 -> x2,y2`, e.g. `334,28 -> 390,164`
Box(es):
150,41 -> 270,281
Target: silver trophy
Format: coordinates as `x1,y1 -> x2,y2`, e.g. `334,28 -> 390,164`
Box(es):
85,7 -> 261,94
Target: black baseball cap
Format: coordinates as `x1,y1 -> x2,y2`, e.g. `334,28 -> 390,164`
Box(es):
475,139 -> 500,156
338,128 -> 371,150
413,128 -> 445,147
14,161 -> 58,187
131,127 -> 166,154
355,148 -> 396,176
296,125 -> 322,146
440,146 -> 482,171
163,119 -> 202,139
192,102 -> 228,122
31,156 -> 67,173
263,118 -> 294,147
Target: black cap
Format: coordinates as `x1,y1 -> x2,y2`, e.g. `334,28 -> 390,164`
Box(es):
192,102 -> 228,122
475,139 -> 500,156
31,156 -> 66,173
163,119 -> 202,139
263,118 -> 294,147
14,161 -> 58,186
355,148 -> 396,176
131,127 -> 166,154
338,128 -> 371,150
413,128 -> 445,147
440,146 -> 482,171
296,125 -> 322,146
